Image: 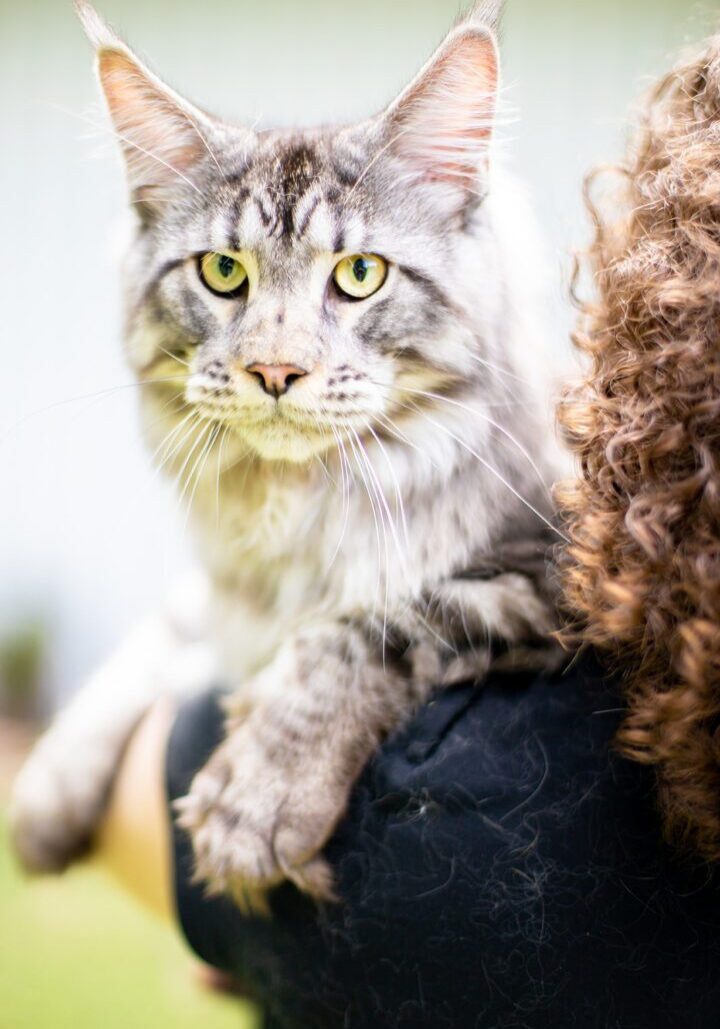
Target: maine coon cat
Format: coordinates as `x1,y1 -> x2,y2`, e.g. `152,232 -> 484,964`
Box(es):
11,0 -> 562,903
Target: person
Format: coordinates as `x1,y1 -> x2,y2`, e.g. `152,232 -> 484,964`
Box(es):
95,30 -> 720,1029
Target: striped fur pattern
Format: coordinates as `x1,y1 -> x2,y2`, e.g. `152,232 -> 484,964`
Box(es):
11,1 -> 562,902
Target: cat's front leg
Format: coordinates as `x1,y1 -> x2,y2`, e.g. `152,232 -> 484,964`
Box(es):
11,598 -> 216,874
176,621 -> 415,905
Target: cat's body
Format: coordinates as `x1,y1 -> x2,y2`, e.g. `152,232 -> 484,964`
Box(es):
154,168 -> 558,684
11,0 -> 562,901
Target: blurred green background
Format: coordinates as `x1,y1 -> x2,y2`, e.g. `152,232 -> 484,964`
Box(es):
1,0 -> 719,1026
0,812 -> 258,1029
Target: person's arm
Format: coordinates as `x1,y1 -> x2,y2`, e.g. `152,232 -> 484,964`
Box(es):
91,697 -> 177,922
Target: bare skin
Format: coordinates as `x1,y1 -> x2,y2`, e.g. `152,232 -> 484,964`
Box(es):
90,697 -> 176,922
91,701 -> 259,1000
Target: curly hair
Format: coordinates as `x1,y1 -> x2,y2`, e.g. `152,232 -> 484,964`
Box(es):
558,34 -> 720,862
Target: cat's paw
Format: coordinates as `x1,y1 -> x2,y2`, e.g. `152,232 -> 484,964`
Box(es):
174,728 -> 342,909
9,735 -> 112,874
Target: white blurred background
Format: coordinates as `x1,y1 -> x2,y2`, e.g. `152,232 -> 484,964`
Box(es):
1,0 -> 718,711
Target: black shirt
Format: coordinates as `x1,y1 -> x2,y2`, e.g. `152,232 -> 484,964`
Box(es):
166,654 -> 720,1029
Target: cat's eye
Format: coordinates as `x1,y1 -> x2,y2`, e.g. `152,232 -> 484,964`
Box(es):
333,254 -> 388,300
199,252 -> 248,298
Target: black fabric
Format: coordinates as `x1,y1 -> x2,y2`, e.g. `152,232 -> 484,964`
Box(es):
166,655 -> 720,1029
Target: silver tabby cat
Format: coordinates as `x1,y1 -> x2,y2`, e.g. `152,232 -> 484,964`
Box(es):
11,0 -> 562,903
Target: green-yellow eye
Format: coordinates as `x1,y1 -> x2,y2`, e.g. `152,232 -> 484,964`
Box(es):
199,252 -> 248,297
333,253 -> 388,300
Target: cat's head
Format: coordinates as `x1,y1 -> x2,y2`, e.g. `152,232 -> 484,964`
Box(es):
78,1 -> 509,464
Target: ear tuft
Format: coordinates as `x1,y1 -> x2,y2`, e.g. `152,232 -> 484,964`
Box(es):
74,0 -> 123,53
467,0 -> 504,33
74,2 -> 213,208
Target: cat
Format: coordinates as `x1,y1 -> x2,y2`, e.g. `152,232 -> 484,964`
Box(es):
10,0 -> 562,904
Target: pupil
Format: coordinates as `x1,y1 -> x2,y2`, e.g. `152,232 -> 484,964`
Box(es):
218,255 -> 235,279
353,257 -> 369,283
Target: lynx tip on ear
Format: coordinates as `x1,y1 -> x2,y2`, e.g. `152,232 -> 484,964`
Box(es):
73,0 -> 124,52
467,0 -> 504,33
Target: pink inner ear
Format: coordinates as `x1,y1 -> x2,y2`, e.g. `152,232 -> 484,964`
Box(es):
393,30 -> 498,190
98,49 -> 204,192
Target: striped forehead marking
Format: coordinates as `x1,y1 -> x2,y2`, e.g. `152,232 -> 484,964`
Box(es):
231,189 -> 350,253
220,141 -> 370,252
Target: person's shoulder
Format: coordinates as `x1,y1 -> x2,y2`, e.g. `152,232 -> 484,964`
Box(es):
369,650 -> 624,798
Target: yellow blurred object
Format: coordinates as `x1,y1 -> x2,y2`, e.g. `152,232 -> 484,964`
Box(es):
92,696 -> 177,923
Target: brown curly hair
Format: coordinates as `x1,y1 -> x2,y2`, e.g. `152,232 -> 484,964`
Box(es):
558,34 -> 720,862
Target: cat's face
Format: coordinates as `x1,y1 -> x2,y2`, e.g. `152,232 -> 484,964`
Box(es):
80,2 -> 502,464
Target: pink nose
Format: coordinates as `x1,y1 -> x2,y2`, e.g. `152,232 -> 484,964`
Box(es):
246,363 -> 308,398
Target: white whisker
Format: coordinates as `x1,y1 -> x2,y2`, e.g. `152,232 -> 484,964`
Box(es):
349,428 -> 393,664
148,408 -> 197,470
49,102 -> 203,196
466,352 -> 538,387
2,375 -> 187,443
152,410 -> 206,479
182,423 -> 221,531
366,423 -> 410,551
385,384 -> 554,500
326,426 -> 352,571
173,417 -> 214,501
157,345 -> 192,369
345,428 -> 384,630
214,424 -> 230,529
405,401 -> 567,543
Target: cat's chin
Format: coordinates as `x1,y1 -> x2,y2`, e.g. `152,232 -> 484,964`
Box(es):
237,424 -> 333,465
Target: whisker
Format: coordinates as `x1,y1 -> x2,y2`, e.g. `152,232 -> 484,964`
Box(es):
176,419 -> 216,516
2,375 -> 188,443
215,424 -> 230,528
151,410 -> 202,477
365,423 -> 410,548
380,383 -> 554,500
373,411 -> 442,471
183,423 -> 221,531
415,605 -> 458,656
404,400 -> 568,543
326,426 -> 352,571
345,428 -> 384,629
172,415 -> 214,495
49,102 -> 203,196
349,428 -> 392,664
157,345 -> 192,369
342,126 -> 412,205
466,352 -> 539,388
184,112 -> 228,185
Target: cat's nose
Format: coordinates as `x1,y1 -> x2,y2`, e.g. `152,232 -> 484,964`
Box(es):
246,363 -> 308,398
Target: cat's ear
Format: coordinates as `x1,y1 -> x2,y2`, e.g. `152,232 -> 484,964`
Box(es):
75,1 -> 214,209
379,23 -> 499,195
467,1 -> 504,34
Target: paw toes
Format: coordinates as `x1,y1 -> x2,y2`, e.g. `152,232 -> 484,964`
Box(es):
189,811 -> 278,893
176,743 -> 343,904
